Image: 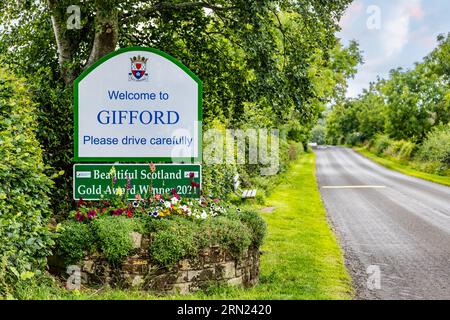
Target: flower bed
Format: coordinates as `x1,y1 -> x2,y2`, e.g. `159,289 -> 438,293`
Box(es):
49,166 -> 266,293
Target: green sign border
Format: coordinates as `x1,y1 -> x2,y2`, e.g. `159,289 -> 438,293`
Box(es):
74,46 -> 203,163
73,163 -> 202,201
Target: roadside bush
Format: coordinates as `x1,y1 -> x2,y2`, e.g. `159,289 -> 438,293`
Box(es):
384,140 -> 416,161
414,124 -> 450,175
416,124 -> 450,166
397,141 -> 416,162
371,134 -> 392,155
345,132 -> 364,146
0,67 -> 54,296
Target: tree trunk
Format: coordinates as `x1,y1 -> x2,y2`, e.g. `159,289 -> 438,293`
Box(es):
48,0 -> 78,85
48,0 -> 119,86
86,7 -> 119,68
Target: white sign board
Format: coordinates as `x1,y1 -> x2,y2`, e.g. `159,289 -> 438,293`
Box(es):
74,47 -> 202,162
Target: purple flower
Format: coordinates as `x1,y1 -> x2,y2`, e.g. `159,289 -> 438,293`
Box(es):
87,210 -> 97,219
75,211 -> 85,222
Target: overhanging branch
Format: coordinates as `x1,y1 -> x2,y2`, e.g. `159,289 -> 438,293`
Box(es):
121,1 -> 237,23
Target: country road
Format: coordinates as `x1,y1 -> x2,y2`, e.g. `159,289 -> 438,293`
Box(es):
315,146 -> 450,300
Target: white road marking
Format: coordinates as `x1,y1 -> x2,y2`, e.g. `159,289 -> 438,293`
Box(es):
322,185 -> 386,189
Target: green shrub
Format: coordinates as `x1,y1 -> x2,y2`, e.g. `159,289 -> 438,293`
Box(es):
371,134 -> 392,155
345,132 -> 364,146
148,217 -> 198,266
288,142 -> 304,161
92,216 -> 136,264
397,141 -> 416,161
384,140 -> 404,157
416,124 -> 450,169
206,216 -> 252,259
0,67 -> 54,296
383,140 -> 415,161
56,221 -> 95,265
227,209 -> 267,247
55,209 -> 266,268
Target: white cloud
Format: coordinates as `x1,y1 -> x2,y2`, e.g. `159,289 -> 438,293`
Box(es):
379,0 -> 423,58
340,0 -> 428,97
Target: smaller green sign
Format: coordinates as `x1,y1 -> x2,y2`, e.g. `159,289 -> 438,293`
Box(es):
73,164 -> 201,200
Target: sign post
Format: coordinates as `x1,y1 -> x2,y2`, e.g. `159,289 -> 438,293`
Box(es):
73,47 -> 202,199
74,46 -> 202,162
73,164 -> 201,200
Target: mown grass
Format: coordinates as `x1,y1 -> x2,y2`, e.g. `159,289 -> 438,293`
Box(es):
19,153 -> 352,300
355,147 -> 450,187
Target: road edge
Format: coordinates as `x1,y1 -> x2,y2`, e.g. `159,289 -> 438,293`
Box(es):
353,147 -> 450,187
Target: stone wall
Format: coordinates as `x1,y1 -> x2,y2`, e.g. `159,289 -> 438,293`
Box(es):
49,233 -> 260,295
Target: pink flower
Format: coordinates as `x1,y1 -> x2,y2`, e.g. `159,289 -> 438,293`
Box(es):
87,210 -> 97,219
150,163 -> 156,173
113,208 -> 124,216
75,211 -> 85,222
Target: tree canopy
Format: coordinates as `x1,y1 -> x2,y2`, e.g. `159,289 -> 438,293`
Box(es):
325,33 -> 450,145
0,0 -> 358,214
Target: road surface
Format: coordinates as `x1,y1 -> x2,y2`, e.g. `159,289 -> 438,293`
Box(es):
315,146 -> 450,300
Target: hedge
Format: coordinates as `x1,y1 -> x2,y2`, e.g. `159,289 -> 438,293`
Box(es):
0,67 -> 53,296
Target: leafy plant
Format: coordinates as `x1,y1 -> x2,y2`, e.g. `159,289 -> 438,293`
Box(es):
371,135 -> 392,155
55,221 -> 95,265
148,217 -> 199,266
92,216 -> 136,264
0,67 -> 53,297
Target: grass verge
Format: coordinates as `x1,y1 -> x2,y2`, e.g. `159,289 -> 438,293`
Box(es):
19,153 -> 352,300
355,147 -> 450,187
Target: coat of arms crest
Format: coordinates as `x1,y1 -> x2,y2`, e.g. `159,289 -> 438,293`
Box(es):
129,55 -> 149,81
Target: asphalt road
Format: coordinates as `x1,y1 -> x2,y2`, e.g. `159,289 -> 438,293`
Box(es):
315,146 -> 450,300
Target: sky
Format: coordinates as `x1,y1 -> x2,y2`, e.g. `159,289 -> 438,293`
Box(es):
338,0 -> 450,98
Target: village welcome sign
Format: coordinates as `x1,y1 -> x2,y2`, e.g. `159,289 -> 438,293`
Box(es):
74,47 -> 202,162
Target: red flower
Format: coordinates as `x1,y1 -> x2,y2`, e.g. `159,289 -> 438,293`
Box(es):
191,181 -> 197,187
75,211 -> 85,222
189,172 -> 195,178
87,209 -> 97,219
126,210 -> 132,218
114,208 -> 124,216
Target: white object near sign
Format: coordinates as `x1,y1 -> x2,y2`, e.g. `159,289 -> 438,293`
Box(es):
74,47 -> 202,162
